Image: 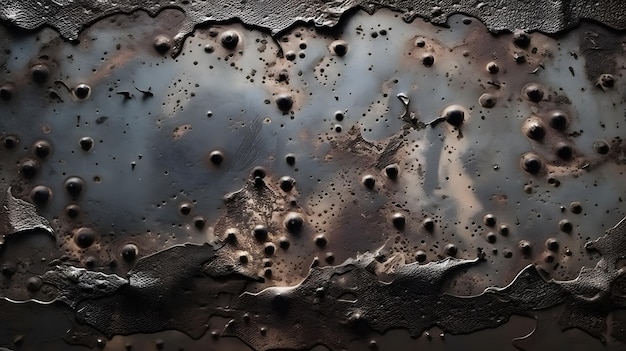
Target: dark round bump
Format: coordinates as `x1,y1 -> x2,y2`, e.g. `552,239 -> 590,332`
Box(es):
444,243 -> 457,257
285,51 -> 296,61
26,276 -> 43,292
209,150 -> 224,165
2,135 -> 19,149
485,232 -> 497,243
569,201 -> 582,214
74,83 -> 91,100
593,139 -> 610,154
279,176 -> 295,192
314,234 -> 328,248
521,153 -> 542,174
442,105 -> 465,126
253,225 -> 269,241
546,238 -> 559,251
285,153 -> 296,165
415,250 -> 427,263
597,74 -> 615,88
486,62 -> 499,74
178,202 -> 192,216
422,218 -> 435,232
30,185 -> 52,205
153,35 -> 171,54
514,52 -> 526,63
544,253 -> 555,263
220,30 -> 240,49
275,93 -> 293,111
64,176 -> 84,197
559,219 -> 573,233
0,83 -> 15,101
331,40 -> 348,56
1,264 -> 16,277
556,142 -> 573,160
518,240 -> 532,256
513,31 -> 530,48
523,83 -> 544,102
31,64 -> 50,83
264,268 -> 273,278
264,243 -> 276,256
238,252 -> 249,264
279,236 -> 290,250
391,212 -> 406,229
334,111 -> 344,121
334,124 -> 342,133
121,244 -> 138,261
548,111 -> 568,131
19,159 -> 40,179
523,118 -> 545,140
32,140 -> 52,159
79,137 -> 94,151
415,39 -> 426,47
498,224 -> 509,236
384,164 -> 399,179
325,252 -> 335,264
277,70 -> 289,82
362,175 -> 376,189
421,54 -> 434,66
73,227 -> 96,248
225,228 -> 238,244
252,166 -> 266,179
478,93 -> 496,108
483,214 -> 496,227
284,212 -> 304,233
204,44 -> 214,53
503,249 -> 513,258
65,204 -> 80,218
193,216 -> 206,229
254,176 -> 265,188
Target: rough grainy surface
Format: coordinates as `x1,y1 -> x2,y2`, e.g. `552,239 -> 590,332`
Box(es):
34,217 -> 626,350
1,0 -> 626,53
0,188 -> 53,246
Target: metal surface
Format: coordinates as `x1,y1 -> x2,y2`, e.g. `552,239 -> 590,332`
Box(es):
0,2 -> 626,351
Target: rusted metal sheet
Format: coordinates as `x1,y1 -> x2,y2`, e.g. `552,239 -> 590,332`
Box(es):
1,2 -> 626,351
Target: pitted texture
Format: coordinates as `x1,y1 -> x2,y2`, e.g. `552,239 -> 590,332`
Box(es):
1,0 -> 626,53
34,216 -> 626,350
222,238 -> 626,350
73,243 -> 249,338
